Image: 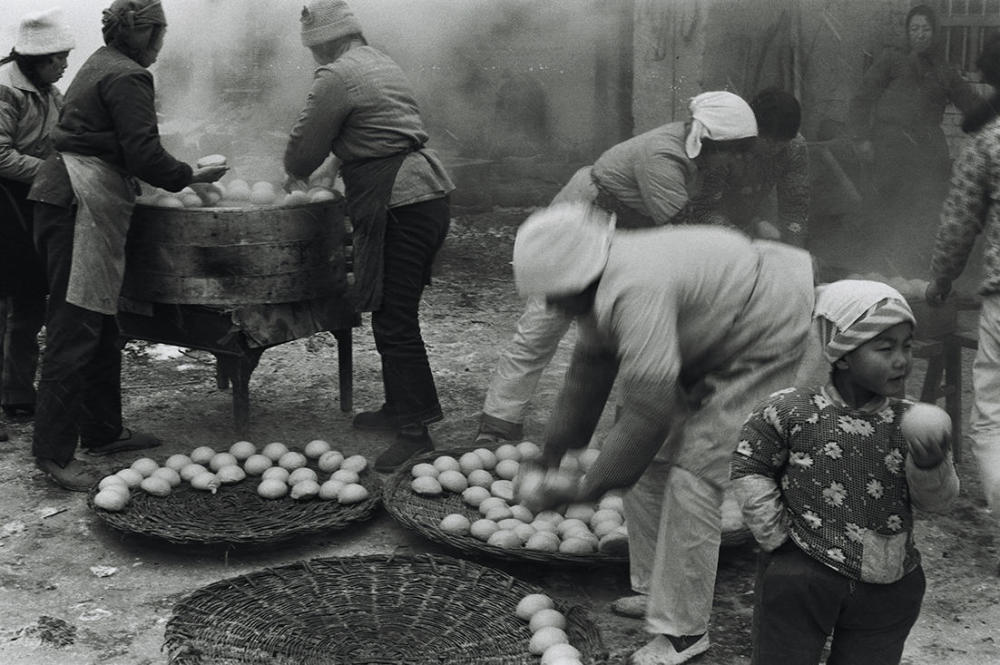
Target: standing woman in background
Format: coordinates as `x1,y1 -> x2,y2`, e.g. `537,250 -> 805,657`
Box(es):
284,0 -> 455,472
27,0 -> 228,491
927,35 -> 1000,522
0,9 -> 75,442
848,4 -> 982,274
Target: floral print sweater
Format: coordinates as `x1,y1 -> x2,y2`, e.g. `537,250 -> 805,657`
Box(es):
931,116 -> 1000,295
731,385 -> 959,584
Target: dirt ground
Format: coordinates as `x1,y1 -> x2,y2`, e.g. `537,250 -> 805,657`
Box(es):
1,206 -> 998,665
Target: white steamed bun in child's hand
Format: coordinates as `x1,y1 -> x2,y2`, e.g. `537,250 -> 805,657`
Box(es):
900,403 -> 952,469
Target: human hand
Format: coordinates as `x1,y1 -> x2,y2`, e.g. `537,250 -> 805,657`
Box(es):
514,461 -> 581,513
901,403 -> 951,469
755,219 -> 781,240
283,174 -> 310,194
925,277 -> 952,307
190,165 -> 229,184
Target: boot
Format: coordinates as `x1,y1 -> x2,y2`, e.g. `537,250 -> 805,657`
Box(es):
352,405 -> 400,432
374,425 -> 434,472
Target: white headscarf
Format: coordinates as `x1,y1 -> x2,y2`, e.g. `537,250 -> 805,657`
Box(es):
814,279 -> 916,362
512,202 -> 615,298
684,91 -> 758,159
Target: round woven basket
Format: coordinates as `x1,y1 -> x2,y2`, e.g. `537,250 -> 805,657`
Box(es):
384,446 -> 753,559
88,469 -> 381,546
164,553 -> 608,665
382,447 -> 628,567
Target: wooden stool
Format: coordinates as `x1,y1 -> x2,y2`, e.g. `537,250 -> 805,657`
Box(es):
912,330 -> 978,463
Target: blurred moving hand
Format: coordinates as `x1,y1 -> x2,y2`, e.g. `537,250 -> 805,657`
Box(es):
924,277 -> 951,307
283,174 -> 310,193
514,461 -> 581,513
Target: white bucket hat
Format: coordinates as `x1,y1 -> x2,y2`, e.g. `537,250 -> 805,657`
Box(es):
513,202 -> 615,298
14,8 -> 76,56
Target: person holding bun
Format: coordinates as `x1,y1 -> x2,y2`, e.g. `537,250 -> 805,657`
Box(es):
731,279 -> 959,665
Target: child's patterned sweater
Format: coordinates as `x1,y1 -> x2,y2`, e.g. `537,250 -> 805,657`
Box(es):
731,385 -> 960,583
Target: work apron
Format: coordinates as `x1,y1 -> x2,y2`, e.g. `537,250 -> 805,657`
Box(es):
339,152 -> 408,313
61,153 -> 137,315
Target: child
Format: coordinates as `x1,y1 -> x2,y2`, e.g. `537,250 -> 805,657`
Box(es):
730,279 -> 960,665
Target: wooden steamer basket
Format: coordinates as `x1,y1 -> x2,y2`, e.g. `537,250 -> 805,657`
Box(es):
121,197 -> 349,305
118,196 -> 356,433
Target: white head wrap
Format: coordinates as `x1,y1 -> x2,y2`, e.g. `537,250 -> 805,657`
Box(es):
814,279 -> 916,363
512,202 -> 615,298
684,91 -> 758,159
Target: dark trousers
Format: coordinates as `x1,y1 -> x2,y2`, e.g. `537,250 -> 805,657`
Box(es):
373,196 -> 450,426
2,293 -> 46,407
753,545 -> 926,665
32,202 -> 122,466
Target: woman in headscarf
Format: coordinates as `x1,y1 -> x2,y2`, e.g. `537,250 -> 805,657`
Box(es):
0,9 -> 75,440
283,0 -> 455,472
848,4 -> 983,273
26,0 -> 228,491
475,91 -> 757,447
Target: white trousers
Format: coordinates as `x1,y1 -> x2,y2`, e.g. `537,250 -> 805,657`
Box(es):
624,302 -> 813,637
482,295 -> 573,425
971,295 -> 1000,512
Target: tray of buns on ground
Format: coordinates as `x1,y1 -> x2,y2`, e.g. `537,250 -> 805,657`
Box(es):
383,442 -> 632,566
383,441 -> 752,563
164,553 -> 608,665
88,438 -> 380,546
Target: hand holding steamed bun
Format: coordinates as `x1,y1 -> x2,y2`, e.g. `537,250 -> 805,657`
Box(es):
901,403 -> 951,469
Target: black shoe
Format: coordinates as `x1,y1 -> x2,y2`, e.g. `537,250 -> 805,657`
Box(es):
81,427 -> 163,456
0,426 -> 8,442
36,457 -> 103,492
373,427 -> 434,472
2,404 -> 34,420
353,405 -> 400,432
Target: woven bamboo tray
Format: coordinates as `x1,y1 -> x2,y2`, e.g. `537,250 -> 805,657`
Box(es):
383,446 -> 752,563
164,553 -> 608,665
382,447 -> 629,566
88,468 -> 380,546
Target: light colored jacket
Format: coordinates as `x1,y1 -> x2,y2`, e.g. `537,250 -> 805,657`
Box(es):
0,61 -> 63,183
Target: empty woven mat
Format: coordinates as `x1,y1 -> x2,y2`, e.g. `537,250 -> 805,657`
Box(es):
164,553 -> 607,665
88,470 -> 380,546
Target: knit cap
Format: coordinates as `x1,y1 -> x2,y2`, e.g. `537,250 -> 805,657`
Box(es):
301,0 -> 364,47
814,279 -> 916,363
14,8 -> 75,55
512,202 -> 615,298
684,91 -> 758,159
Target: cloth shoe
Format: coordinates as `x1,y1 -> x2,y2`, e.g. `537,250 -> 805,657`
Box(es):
374,427 -> 434,472
36,457 -> 102,492
82,427 -> 162,456
353,405 -> 400,432
610,595 -> 647,619
474,415 -> 523,445
628,634 -> 710,665
2,404 -> 35,420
